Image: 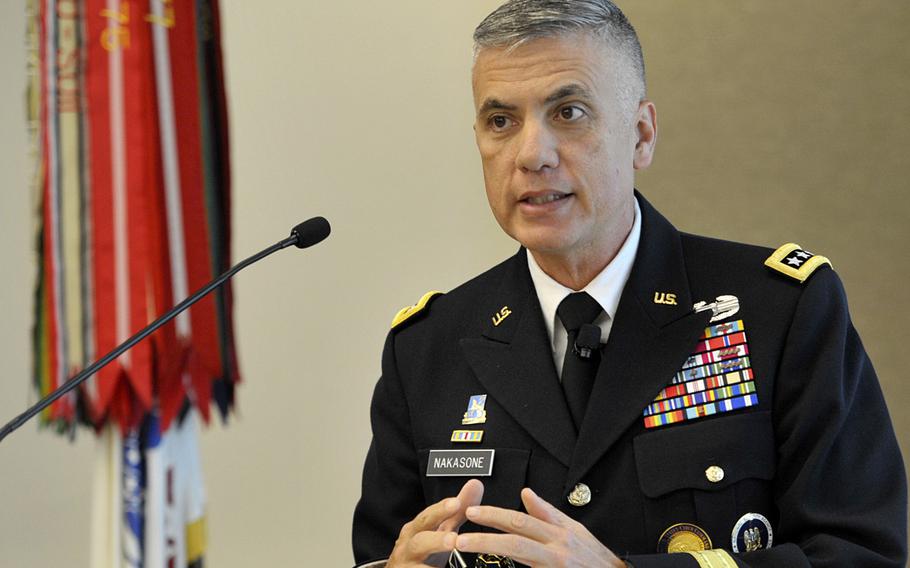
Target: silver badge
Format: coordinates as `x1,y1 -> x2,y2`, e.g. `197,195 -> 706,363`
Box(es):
693,295 -> 740,322
731,512 -> 773,553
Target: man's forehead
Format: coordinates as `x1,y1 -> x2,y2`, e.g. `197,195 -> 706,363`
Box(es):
472,36 -> 616,109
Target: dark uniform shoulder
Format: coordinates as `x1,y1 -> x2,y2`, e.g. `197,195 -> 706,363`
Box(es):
388,255 -> 516,332
680,233 -> 832,286
681,232 -> 773,266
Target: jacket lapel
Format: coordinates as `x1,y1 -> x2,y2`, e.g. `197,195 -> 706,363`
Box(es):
566,195 -> 712,491
460,250 -> 577,467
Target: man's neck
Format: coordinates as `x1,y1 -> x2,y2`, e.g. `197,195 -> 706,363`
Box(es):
529,206 -> 636,291
530,246 -> 619,291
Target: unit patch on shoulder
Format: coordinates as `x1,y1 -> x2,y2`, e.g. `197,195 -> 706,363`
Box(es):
764,243 -> 831,283
391,291 -> 443,330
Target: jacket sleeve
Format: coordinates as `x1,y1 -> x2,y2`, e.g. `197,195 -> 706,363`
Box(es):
352,331 -> 424,567
626,268 -> 907,568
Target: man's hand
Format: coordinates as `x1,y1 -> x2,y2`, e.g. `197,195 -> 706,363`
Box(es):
387,479 -> 485,567
454,487 -> 625,567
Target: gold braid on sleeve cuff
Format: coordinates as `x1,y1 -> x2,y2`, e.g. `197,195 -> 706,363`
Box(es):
685,550 -> 738,568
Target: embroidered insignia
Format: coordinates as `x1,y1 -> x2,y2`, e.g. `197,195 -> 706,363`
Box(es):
462,394 -> 487,425
764,243 -> 831,283
391,291 -> 443,329
732,513 -> 773,553
450,429 -> 484,443
644,320 -> 759,428
658,523 -> 712,553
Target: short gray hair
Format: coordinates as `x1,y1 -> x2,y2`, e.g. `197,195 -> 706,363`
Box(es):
473,0 -> 646,103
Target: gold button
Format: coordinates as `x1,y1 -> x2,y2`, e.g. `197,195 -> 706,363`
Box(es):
567,483 -> 591,506
705,465 -> 725,483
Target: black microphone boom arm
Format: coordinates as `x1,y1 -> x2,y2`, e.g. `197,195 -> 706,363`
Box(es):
0,217 -> 330,444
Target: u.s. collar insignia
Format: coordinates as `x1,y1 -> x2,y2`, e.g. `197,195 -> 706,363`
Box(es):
658,523 -> 712,553
654,292 -> 678,305
462,394 -> 487,425
491,306 -> 512,326
764,243 -> 831,283
731,513 -> 773,553
475,554 -> 516,567
693,295 -> 739,322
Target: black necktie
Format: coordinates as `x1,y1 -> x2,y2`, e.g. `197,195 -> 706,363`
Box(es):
557,292 -> 604,430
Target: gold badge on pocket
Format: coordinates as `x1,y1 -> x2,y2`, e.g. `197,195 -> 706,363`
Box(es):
658,523 -> 712,553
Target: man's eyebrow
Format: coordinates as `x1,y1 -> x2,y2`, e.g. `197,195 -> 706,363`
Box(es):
544,84 -> 593,105
476,84 -> 593,116
477,98 -> 517,116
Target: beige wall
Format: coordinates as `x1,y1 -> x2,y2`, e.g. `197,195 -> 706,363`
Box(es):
0,2 -> 907,566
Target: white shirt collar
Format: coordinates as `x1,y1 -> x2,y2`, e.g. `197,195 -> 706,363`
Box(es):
527,197 -> 642,345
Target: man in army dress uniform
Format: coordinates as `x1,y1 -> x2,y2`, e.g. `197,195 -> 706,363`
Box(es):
353,1 -> 907,567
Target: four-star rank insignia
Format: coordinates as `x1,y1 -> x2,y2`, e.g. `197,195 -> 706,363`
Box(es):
764,243 -> 831,283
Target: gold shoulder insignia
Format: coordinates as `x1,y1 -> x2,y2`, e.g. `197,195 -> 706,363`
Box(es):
391,291 -> 444,330
764,242 -> 831,283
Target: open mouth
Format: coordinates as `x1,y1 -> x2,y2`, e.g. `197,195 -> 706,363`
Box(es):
521,192 -> 571,205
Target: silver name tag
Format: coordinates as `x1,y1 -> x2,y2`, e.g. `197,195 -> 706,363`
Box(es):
426,449 -> 495,477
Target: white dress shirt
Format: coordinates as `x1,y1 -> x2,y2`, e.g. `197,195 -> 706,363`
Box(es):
527,197 -> 642,378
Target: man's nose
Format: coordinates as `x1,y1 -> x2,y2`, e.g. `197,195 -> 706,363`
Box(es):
515,121 -> 559,172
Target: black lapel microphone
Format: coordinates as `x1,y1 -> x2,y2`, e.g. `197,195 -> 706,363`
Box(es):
0,217 -> 331,444
574,323 -> 602,359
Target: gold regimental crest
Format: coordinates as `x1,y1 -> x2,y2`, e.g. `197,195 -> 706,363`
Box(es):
391,291 -> 443,329
764,243 -> 831,283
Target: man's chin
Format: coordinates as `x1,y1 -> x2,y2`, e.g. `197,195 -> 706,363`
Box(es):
516,234 -> 575,258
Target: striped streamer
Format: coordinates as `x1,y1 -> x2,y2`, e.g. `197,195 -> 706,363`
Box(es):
30,2 -> 235,565
31,0 -> 238,434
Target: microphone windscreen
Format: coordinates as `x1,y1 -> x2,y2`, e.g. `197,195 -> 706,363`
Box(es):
577,323 -> 601,349
291,217 -> 331,248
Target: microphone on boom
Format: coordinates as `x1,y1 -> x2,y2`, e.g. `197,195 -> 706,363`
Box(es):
0,217 -> 332,444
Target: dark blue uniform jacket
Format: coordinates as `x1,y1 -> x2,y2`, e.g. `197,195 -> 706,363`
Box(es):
353,194 -> 907,567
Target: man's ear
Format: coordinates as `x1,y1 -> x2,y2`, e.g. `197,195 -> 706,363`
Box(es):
633,100 -> 657,170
